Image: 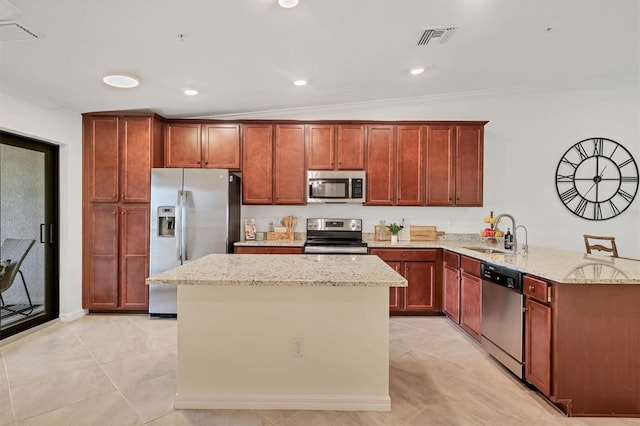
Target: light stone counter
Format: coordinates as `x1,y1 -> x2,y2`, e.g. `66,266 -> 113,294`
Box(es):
367,239 -> 640,284
232,238 -> 640,284
146,254 -> 407,287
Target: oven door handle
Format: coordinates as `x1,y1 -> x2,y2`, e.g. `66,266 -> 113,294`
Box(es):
304,245 -> 368,255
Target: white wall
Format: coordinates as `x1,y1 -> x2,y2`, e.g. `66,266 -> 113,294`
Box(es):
230,82 -> 640,256
0,93 -> 84,321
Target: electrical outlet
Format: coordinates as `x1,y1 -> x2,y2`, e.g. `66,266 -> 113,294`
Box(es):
292,337 -> 304,358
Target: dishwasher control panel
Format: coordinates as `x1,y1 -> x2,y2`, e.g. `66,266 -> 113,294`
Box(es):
481,263 -> 522,293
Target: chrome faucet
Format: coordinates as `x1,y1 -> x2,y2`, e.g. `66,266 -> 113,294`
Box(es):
516,225 -> 528,255
495,213 -> 517,253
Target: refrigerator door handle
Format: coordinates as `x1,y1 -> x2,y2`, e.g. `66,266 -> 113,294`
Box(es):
176,190 -> 183,262
182,190 -> 189,261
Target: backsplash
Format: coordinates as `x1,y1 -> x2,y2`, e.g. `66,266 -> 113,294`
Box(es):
241,204 -> 488,237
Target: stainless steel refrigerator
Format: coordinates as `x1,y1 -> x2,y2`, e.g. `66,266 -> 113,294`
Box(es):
149,168 -> 241,317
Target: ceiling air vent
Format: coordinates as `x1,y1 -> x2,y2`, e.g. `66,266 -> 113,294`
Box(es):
0,22 -> 39,42
416,26 -> 457,46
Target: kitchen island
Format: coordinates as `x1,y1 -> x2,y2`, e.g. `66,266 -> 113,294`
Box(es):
146,254 -> 407,411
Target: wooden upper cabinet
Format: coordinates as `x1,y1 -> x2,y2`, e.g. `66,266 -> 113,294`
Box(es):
83,115 -> 159,203
396,125 -> 425,206
242,124 -> 274,204
202,124 -> 241,169
274,124 -> 306,204
164,122 -> 202,168
307,124 -> 364,170
425,124 -> 483,206
366,125 -> 396,205
425,125 -> 456,206
336,125 -> 365,170
455,125 -> 483,206
121,117 -> 153,202
85,116 -> 119,203
307,124 -> 335,169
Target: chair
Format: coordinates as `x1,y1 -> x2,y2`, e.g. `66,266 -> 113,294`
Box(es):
583,234 -> 619,258
0,239 -> 36,316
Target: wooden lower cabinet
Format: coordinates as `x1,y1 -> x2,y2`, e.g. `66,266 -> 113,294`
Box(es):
443,263 -> 460,322
460,271 -> 481,340
369,249 -> 441,315
524,297 -> 552,397
459,255 -> 482,340
235,246 -> 304,254
83,204 -> 149,310
119,206 -> 150,308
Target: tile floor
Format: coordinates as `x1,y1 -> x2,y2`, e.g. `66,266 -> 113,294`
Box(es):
1,315 -> 638,426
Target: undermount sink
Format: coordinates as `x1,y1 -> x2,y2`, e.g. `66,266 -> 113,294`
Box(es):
463,246 -> 509,254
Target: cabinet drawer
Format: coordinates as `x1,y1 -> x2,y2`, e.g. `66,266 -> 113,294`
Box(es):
524,275 -> 550,303
443,250 -> 460,268
460,256 -> 481,277
370,249 -> 437,262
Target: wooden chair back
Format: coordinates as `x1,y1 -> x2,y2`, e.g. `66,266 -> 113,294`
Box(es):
583,234 -> 619,258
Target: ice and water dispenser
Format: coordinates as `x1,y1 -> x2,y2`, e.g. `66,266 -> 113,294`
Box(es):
157,206 -> 176,237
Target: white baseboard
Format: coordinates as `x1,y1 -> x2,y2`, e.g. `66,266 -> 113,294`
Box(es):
59,308 -> 87,322
174,393 -> 391,411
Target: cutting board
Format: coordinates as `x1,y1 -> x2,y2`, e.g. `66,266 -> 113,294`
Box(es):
374,226 -> 391,241
266,231 -> 294,241
410,226 -> 445,241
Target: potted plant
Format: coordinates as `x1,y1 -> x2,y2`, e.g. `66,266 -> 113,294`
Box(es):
386,222 -> 404,245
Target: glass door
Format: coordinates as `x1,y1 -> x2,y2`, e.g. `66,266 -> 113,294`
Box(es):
0,131 -> 59,339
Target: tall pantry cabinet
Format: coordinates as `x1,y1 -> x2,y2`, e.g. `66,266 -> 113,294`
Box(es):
82,113 -> 164,311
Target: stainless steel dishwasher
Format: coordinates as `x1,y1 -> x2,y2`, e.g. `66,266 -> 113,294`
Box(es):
481,262 -> 524,378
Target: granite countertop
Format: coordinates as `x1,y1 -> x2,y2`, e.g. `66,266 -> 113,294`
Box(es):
146,254 -> 408,288
368,239 -> 640,284
233,237 -> 639,284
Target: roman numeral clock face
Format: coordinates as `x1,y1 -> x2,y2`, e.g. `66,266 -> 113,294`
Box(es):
556,138 -> 639,220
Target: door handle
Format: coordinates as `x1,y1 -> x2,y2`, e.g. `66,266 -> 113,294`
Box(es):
39,224 -> 54,243
176,190 -> 183,262
182,191 -> 189,261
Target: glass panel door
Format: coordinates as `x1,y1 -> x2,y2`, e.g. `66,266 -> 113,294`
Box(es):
0,131 -> 59,339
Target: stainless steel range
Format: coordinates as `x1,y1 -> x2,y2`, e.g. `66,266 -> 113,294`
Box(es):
304,218 -> 368,254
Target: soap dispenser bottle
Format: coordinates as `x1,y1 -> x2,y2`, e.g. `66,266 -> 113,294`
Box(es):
504,228 -> 513,250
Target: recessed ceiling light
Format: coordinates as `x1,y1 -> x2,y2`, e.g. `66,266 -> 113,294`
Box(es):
102,73 -> 139,88
410,67 -> 425,75
278,0 -> 299,8
294,80 -> 307,86
184,89 -> 198,96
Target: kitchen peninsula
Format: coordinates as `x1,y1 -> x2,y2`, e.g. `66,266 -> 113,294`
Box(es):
146,254 -> 407,411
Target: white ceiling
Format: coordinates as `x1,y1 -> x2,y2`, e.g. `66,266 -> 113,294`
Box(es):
0,0 -> 638,119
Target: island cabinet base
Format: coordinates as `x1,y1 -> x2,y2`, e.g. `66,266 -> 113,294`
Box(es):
175,285 -> 391,411
550,283 -> 640,417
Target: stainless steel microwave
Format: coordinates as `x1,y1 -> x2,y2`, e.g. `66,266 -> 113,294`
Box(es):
307,171 -> 366,204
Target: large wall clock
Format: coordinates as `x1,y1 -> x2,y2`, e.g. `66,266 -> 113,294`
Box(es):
555,137 -> 639,220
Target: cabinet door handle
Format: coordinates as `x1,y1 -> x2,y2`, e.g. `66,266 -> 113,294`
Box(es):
40,223 -> 46,243
529,285 -> 535,291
